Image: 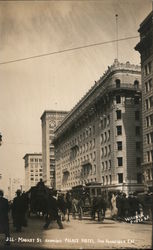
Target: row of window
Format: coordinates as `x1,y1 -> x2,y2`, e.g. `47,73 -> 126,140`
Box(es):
102,173 -> 142,185
30,158 -> 42,162
116,110 -> 140,121
101,145 -> 111,157
101,160 -> 111,170
101,131 -> 110,144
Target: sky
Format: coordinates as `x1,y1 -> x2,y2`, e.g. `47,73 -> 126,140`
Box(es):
0,0 -> 152,197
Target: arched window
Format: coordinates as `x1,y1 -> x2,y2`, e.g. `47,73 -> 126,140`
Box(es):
134,80 -> 139,88
116,79 -> 121,88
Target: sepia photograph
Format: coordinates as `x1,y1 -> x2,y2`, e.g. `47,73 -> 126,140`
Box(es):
0,0 -> 153,249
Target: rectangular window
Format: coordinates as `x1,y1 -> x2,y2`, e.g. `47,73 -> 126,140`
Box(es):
150,114 -> 153,125
117,141 -> 122,150
149,79 -> 152,90
135,126 -> 140,136
150,132 -> 153,143
147,134 -> 150,144
137,173 -> 142,184
109,175 -> 112,184
136,142 -> 141,151
116,110 -> 121,119
148,61 -> 152,74
101,134 -> 104,144
117,157 -> 123,166
136,157 -> 141,167
146,99 -> 149,110
151,150 -> 153,161
149,96 -> 153,107
146,116 -> 149,127
118,173 -> 123,183
135,111 -> 140,121
109,160 -> 111,169
117,126 -> 122,135
147,151 -> 150,162
116,95 -> 121,104
145,65 -> 148,76
145,82 -> 148,92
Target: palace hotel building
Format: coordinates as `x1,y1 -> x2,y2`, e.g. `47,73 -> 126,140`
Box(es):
53,59 -> 144,194
135,10 -> 153,192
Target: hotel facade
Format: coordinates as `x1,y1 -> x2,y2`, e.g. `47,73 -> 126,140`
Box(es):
135,11 -> 153,192
53,60 -> 144,195
41,110 -> 68,187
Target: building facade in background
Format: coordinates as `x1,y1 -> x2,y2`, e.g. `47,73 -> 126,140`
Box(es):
23,153 -> 42,191
54,59 -> 144,194
41,111 -> 68,187
135,11 -> 153,192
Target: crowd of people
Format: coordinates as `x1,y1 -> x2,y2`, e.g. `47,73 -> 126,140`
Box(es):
110,191 -> 152,222
0,185 -> 152,246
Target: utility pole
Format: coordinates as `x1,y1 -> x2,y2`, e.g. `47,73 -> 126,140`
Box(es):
115,14 -> 119,60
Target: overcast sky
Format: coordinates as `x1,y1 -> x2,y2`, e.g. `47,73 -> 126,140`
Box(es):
0,0 -> 152,196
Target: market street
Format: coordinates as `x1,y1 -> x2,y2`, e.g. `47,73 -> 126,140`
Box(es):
0,214 -> 152,249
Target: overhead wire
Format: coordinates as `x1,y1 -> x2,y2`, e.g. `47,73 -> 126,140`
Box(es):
0,35 -> 139,65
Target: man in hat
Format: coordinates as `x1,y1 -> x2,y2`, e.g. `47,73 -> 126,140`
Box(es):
0,190 -> 10,245
43,190 -> 63,230
12,189 -> 25,232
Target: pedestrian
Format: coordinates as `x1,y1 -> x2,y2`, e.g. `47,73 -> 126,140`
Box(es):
12,189 -> 25,232
43,190 -> 63,230
111,193 -> 118,219
0,190 -> 10,245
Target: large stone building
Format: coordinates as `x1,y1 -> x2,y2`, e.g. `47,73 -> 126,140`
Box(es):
23,153 -> 42,191
40,110 -> 68,187
135,11 -> 153,192
53,59 -> 144,194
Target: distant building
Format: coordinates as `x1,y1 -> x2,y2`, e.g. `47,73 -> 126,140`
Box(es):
135,11 -> 153,192
8,177 -> 24,200
54,59 -> 144,195
40,111 -> 68,187
23,153 -> 42,191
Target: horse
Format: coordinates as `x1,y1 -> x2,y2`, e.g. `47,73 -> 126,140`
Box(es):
91,196 -> 107,221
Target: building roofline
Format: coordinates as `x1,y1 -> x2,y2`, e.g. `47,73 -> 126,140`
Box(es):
138,10 -> 153,32
40,110 -> 68,120
23,153 -> 42,159
54,59 -> 141,135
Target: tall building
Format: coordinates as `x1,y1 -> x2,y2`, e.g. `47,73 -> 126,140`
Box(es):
8,178 -> 24,200
40,110 -> 68,187
54,60 -> 144,194
135,11 -> 153,192
23,153 -> 42,191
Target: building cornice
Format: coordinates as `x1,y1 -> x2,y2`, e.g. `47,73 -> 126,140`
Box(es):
53,60 -> 141,141
40,110 -> 68,120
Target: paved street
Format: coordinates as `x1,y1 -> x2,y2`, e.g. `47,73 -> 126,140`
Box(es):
0,213 -> 152,249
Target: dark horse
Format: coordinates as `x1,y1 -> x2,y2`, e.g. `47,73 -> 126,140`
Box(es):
57,192 -> 72,222
91,196 -> 107,221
